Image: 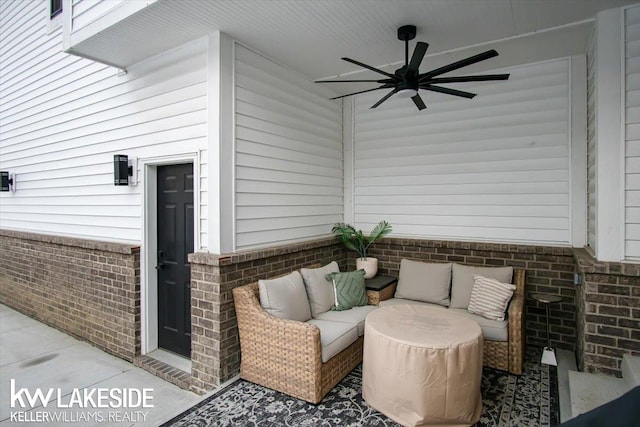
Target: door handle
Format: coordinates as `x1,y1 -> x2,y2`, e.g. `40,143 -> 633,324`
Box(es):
156,250 -> 165,270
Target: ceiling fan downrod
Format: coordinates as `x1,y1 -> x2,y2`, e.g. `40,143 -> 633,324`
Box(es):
397,25 -> 416,67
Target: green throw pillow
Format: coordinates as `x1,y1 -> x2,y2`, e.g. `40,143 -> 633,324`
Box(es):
325,270 -> 367,311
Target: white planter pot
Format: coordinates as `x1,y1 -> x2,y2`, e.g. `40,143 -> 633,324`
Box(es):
356,257 -> 378,279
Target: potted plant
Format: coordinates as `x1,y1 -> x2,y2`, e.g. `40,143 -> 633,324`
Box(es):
331,220 -> 392,278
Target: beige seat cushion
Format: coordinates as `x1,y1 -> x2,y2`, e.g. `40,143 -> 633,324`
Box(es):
449,308 -> 509,341
313,305 -> 377,336
450,264 -> 513,309
381,299 -> 509,341
379,298 -> 443,309
307,319 -> 359,362
259,271 -> 311,322
300,261 -> 339,317
395,259 -> 452,306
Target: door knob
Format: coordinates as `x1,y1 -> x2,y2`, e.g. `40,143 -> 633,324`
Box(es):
155,262 -> 165,270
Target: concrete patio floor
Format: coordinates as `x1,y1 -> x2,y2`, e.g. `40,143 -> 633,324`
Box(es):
0,304 -> 206,426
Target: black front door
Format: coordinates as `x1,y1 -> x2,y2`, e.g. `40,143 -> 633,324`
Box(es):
157,163 -> 194,357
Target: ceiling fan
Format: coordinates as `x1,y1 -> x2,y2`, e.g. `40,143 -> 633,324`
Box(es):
316,25 -> 509,111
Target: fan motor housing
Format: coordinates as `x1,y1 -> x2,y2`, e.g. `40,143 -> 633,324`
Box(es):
398,25 -> 416,41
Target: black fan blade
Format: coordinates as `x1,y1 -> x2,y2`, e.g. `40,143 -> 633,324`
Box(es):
408,42 -> 429,72
315,78 -> 395,83
329,85 -> 391,100
370,89 -> 397,109
419,49 -> 499,80
342,57 -> 395,78
412,94 -> 426,110
426,74 -> 510,84
421,85 -> 476,99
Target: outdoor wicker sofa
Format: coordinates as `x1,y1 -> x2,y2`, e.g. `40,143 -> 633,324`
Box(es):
380,261 -> 527,375
232,261 -> 527,404
233,279 -> 364,404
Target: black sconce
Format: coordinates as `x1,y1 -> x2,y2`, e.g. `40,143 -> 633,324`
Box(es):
114,154 -> 137,186
0,171 -> 15,192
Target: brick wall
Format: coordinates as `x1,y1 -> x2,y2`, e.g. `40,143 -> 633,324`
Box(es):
574,248 -> 640,376
187,237 -> 345,394
0,230 -> 141,361
189,235 -> 581,393
361,237 -> 578,350
575,271 -> 586,373
5,227 -> 636,392
0,229 -> 344,395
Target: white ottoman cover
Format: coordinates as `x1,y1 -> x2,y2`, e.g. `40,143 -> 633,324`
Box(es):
363,305 -> 483,427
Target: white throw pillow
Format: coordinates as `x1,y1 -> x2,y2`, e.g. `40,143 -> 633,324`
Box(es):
467,274 -> 516,321
259,271 -> 311,322
300,261 -> 339,317
395,259 -> 452,307
450,264 -> 513,309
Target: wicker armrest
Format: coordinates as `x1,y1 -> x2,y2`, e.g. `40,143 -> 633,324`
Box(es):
233,283 -> 322,370
507,268 -> 526,374
507,294 -> 524,339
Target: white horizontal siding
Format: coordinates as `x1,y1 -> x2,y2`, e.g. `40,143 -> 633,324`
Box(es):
353,58 -> 571,245
0,3 -> 208,245
234,44 -> 342,249
71,0 -> 126,33
587,27 -> 598,253
626,5 -> 640,260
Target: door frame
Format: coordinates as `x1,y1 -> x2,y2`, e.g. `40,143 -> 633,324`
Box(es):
140,153 -> 200,356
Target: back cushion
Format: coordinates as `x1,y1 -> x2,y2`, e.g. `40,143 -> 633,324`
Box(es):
450,264 -> 514,309
300,261 -> 339,317
395,259 -> 452,307
259,271 -> 311,322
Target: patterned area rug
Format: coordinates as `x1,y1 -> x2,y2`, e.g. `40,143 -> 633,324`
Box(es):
163,347 -> 559,426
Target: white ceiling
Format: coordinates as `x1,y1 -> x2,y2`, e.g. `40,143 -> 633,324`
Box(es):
73,0 -> 638,89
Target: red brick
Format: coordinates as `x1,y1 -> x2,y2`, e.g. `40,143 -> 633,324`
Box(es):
598,306 -> 631,317
586,334 -> 616,346
598,285 -> 630,296
597,326 -> 629,338
586,314 -> 617,326
619,318 -> 640,329
619,340 -> 640,351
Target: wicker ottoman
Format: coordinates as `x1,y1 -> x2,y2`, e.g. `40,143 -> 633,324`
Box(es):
362,305 -> 483,427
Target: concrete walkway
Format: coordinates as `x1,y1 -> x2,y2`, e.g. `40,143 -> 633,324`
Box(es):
0,304 -> 205,426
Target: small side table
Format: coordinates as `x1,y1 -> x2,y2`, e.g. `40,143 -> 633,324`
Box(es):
532,293 -> 563,366
365,275 -> 397,305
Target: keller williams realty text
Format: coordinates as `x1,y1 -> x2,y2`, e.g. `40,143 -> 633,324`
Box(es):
10,380 -> 153,424
10,410 -> 149,423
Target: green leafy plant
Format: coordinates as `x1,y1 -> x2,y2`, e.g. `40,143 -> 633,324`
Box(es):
331,221 -> 392,259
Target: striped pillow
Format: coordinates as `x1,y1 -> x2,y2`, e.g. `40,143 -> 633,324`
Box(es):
467,275 -> 516,321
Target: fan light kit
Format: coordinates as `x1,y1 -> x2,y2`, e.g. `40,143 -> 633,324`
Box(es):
397,88 -> 418,99
316,25 -> 509,111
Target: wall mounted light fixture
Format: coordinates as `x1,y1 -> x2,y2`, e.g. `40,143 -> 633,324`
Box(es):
113,155 -> 137,186
0,171 -> 15,192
